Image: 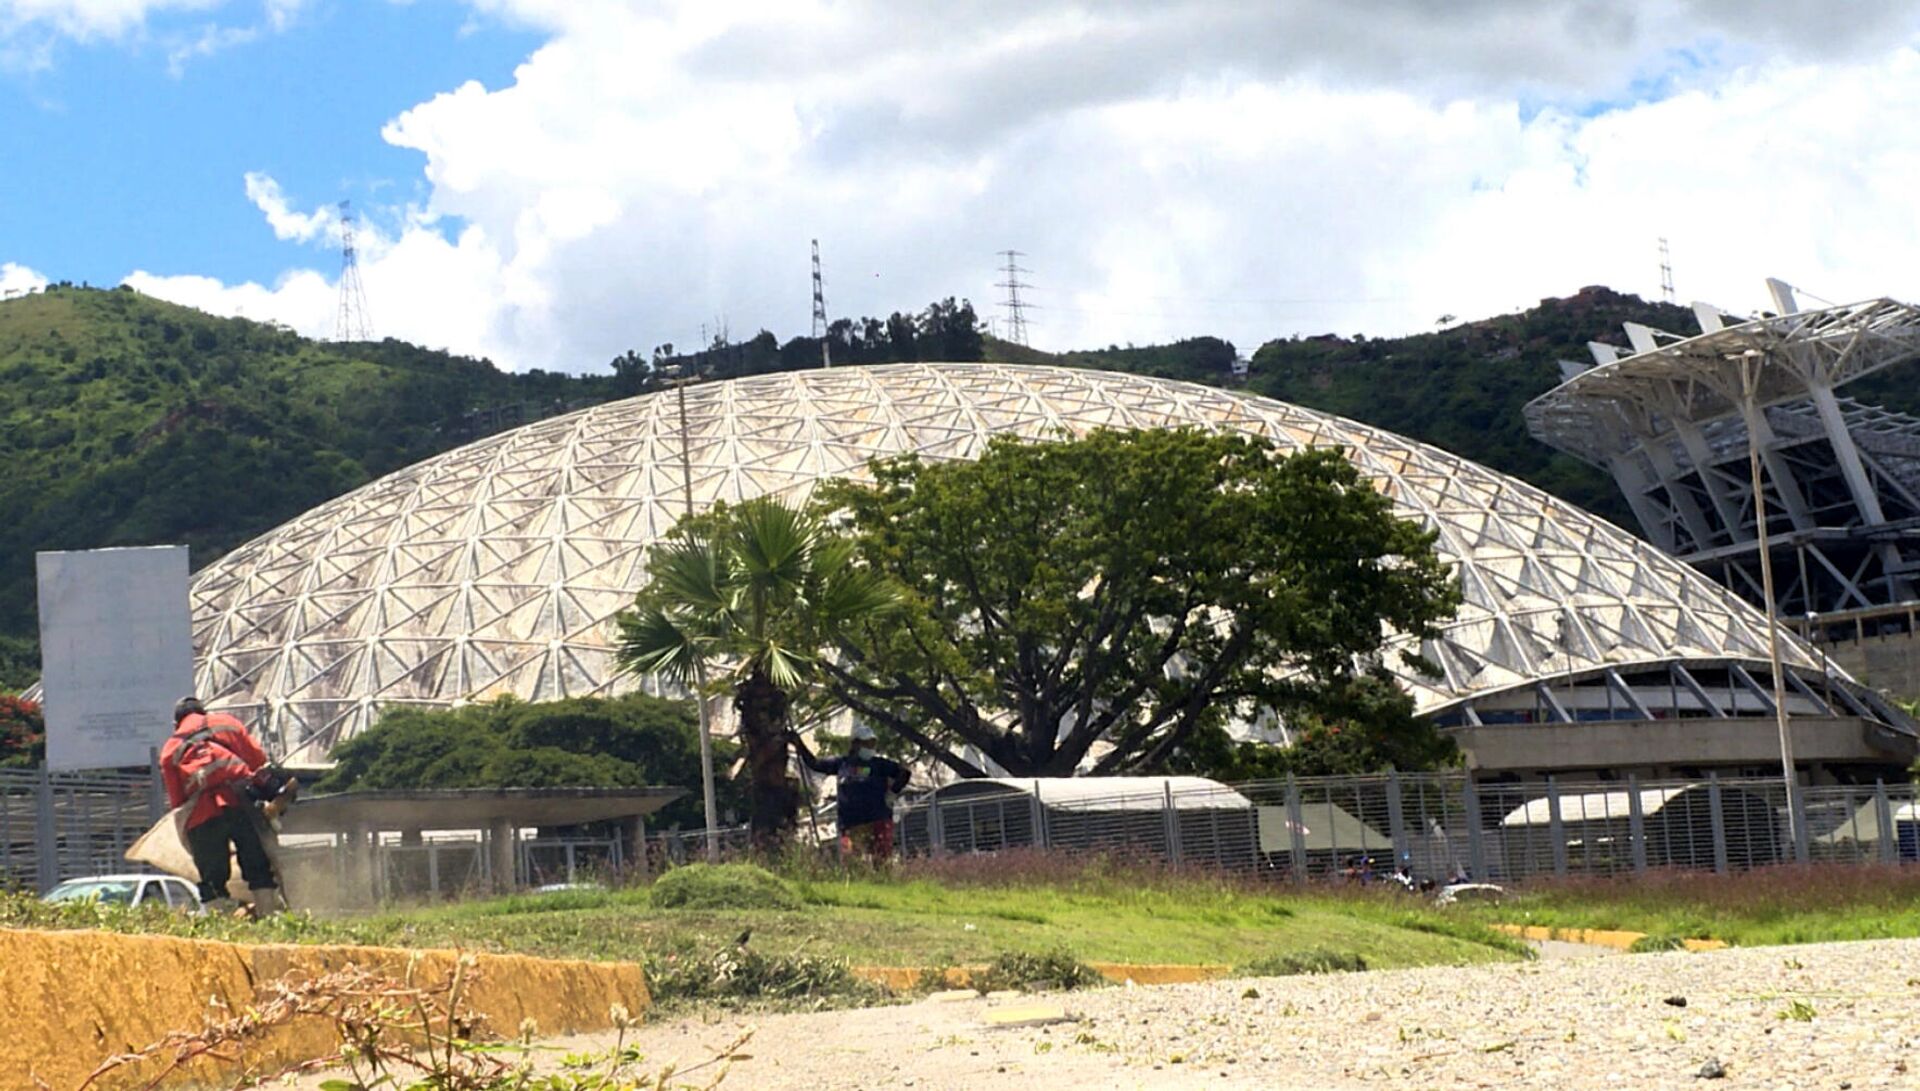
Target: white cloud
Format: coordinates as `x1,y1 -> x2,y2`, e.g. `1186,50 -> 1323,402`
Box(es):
99,2 -> 1920,372
1,0 -> 307,72
243,172 -> 334,243
1,261 -> 49,297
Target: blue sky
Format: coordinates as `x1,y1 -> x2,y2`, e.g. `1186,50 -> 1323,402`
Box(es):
1,2 -> 537,288
4,2 -> 1919,372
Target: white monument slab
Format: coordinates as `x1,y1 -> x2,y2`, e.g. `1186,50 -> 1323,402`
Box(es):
35,546 -> 194,771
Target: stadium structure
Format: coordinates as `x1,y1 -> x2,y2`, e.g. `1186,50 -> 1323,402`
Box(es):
184,364 -> 1915,778
1526,280 -> 1920,620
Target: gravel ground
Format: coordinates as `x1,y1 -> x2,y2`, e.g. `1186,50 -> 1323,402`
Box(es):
574,938 -> 1920,1090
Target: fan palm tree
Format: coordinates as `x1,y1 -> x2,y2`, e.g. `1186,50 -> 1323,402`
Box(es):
614,496 -> 901,846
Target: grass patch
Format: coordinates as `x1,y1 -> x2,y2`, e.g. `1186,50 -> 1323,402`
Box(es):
650,863 -> 799,911
1460,864 -> 1920,947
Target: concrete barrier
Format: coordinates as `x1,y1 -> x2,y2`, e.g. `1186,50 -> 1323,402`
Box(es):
0,928 -> 649,1090
1492,922 -> 1728,952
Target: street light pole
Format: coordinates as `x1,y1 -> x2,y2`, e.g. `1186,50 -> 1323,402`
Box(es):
675,378 -> 721,863
1740,352 -> 1801,857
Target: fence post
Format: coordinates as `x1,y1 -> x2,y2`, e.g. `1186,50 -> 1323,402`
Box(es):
1284,775 -> 1308,883
1386,771 -> 1409,873
1875,780 -> 1896,865
1707,772 -> 1729,874
928,794 -> 943,854
1626,774 -> 1648,874
1547,775 -> 1568,878
34,763 -> 58,894
148,747 -> 166,823
1791,783 -> 1811,865
1031,780 -> 1048,851
1461,773 -> 1487,881
1162,781 -> 1182,868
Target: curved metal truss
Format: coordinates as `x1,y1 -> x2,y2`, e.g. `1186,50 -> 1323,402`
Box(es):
1527,281 -> 1920,615
188,363 -> 1878,764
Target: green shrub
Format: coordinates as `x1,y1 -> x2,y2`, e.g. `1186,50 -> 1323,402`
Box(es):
972,948 -> 1105,992
649,863 -> 800,911
1239,948 -> 1368,976
1627,933 -> 1688,953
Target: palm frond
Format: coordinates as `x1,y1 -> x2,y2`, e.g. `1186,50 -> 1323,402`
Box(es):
730,496 -> 817,592
612,607 -> 709,690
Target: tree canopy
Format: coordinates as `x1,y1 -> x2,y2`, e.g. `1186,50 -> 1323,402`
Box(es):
812,428 -> 1462,777
316,694 -> 737,828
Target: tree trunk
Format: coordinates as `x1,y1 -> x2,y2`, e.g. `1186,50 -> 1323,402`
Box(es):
734,667 -> 798,850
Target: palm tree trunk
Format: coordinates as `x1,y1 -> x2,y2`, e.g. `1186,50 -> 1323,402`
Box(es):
735,667 -> 798,849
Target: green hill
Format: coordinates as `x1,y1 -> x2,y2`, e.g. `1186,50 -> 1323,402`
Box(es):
0,285 -> 617,685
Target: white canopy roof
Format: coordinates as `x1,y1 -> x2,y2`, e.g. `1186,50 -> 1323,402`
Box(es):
928,775 -> 1251,813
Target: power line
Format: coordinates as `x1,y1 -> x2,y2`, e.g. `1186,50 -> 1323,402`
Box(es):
995,249 -> 1034,346
333,201 -> 373,342
811,238 -> 831,368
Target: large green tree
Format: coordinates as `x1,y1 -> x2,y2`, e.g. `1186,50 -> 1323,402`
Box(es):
613,497 -> 900,845
315,694 -> 735,828
812,429 -> 1461,777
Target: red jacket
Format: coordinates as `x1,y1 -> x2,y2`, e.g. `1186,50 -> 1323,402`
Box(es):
160,712 -> 269,830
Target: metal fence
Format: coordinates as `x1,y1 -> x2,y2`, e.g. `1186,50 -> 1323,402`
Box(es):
0,767 -> 161,893
10,766 -> 1918,896
896,772 -> 1920,882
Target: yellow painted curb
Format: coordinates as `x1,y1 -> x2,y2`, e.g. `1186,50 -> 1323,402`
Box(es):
854,962 -> 1233,990
1492,923 -> 1727,952
0,927 -> 649,1091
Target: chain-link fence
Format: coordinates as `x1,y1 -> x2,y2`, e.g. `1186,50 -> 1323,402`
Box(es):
896,772 -> 1920,883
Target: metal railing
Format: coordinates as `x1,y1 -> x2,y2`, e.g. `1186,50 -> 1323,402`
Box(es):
895,772 -> 1920,882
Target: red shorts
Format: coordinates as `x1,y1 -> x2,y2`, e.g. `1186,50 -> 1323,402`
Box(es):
839,818 -> 895,861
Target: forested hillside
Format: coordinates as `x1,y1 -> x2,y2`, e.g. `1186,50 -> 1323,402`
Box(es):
0,286 -> 617,685
989,288 -> 1699,528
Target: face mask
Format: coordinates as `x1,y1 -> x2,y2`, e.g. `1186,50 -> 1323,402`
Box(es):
856,746 -> 876,760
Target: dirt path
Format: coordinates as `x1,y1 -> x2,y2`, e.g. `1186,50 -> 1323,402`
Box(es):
292,938 -> 1920,1090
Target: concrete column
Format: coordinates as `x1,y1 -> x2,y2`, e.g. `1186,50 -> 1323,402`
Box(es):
343,824 -> 376,907
1672,418 -> 1744,534
1735,397 -> 1816,531
1626,775 -> 1648,874
1808,381 -> 1889,525
1284,776 -> 1308,883
628,814 -> 650,880
34,764 -> 58,894
1636,439 -> 1721,549
1547,777 -> 1567,878
1707,773 -> 1729,874
489,818 -> 516,894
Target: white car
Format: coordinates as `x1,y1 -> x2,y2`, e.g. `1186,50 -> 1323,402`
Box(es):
43,874 -> 202,911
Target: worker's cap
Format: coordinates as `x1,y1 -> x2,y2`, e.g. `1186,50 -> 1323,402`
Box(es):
850,723 -> 878,742
172,696 -> 205,723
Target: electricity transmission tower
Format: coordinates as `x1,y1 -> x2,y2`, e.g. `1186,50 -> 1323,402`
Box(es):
811,239 -> 831,368
1658,237 -> 1675,303
334,201 -> 373,342
996,250 -> 1033,346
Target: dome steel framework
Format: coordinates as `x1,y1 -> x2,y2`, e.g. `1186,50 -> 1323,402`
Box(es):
185,364 -> 1902,765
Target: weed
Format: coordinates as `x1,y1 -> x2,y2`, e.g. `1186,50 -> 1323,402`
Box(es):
1239,948 -> 1368,976
1628,934 -> 1688,953
1779,999 -> 1816,1022
972,947 -> 1105,992
643,940 -> 884,1009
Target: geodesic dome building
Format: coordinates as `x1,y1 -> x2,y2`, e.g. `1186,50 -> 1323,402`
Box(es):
184,364 -> 1914,772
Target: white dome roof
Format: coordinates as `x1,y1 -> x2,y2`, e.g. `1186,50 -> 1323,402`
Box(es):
190,363 -> 1814,763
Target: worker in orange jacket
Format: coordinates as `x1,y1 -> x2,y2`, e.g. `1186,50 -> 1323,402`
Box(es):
159,697 -> 281,912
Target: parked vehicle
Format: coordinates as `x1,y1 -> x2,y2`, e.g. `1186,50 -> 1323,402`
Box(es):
42,874 -> 202,911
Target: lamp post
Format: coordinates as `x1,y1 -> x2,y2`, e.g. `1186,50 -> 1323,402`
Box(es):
1738,350 -> 1801,857
674,377 -> 721,863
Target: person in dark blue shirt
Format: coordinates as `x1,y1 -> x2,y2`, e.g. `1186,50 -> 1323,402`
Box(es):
791,723 -> 911,862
